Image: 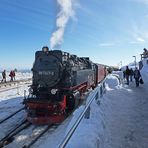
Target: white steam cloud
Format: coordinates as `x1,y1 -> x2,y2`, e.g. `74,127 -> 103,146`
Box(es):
50,0 -> 75,49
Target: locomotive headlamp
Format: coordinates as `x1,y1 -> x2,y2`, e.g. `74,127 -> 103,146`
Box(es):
51,89 -> 58,95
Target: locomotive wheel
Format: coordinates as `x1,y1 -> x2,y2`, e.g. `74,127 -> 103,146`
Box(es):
66,94 -> 75,113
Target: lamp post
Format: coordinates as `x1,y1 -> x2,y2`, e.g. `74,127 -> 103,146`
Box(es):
133,56 -> 136,68
120,61 -> 122,68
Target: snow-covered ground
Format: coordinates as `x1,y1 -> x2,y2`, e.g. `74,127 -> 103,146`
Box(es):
0,58 -> 148,148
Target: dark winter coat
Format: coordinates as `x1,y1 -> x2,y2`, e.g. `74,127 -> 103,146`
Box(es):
125,68 -> 131,75
2,71 -> 6,78
9,71 -> 13,77
134,69 -> 141,79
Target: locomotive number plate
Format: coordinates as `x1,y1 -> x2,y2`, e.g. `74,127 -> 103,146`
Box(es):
39,71 -> 54,76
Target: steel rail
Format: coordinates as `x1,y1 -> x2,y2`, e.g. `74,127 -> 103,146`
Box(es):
0,78 -> 32,88
22,124 -> 54,148
0,107 -> 25,124
0,120 -> 30,147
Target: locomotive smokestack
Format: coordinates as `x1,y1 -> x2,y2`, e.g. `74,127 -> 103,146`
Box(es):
42,46 -> 49,52
50,0 -> 75,49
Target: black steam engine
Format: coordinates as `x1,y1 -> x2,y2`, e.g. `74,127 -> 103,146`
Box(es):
24,46 -> 106,124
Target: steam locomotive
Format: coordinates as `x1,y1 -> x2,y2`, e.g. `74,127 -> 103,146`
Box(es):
24,46 -> 107,124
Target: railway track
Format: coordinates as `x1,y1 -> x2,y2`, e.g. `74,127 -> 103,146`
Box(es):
0,105 -> 84,148
0,119 -> 31,147
22,124 -> 54,148
0,85 -> 25,93
0,121 -> 59,148
0,78 -> 32,91
0,107 -> 25,124
0,111 -> 74,148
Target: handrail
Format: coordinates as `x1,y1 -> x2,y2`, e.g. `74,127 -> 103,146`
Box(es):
58,78 -> 106,148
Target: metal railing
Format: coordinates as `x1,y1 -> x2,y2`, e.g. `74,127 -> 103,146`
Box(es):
58,79 -> 106,148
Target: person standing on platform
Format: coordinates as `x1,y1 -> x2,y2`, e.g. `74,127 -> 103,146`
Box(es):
125,66 -> 131,85
134,67 -> 141,87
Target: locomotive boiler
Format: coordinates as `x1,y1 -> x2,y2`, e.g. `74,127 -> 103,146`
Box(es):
24,46 -> 106,124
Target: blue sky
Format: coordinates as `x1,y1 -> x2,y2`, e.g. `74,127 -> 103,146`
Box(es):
0,0 -> 148,69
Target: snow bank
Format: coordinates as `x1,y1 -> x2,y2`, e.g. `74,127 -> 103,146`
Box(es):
112,71 -> 123,80
140,58 -> 148,83
105,74 -> 120,90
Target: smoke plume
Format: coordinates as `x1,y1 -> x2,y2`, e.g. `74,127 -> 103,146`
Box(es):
50,0 -> 74,49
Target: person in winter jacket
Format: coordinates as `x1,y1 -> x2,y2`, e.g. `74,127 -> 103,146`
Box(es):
125,66 -> 131,85
134,67 -> 141,87
1,70 -> 6,83
9,71 -> 14,81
